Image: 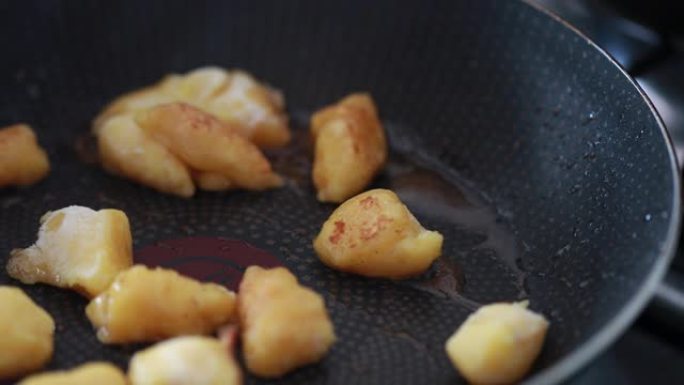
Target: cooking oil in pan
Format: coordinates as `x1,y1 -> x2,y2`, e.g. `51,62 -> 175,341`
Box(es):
378,153 -> 528,305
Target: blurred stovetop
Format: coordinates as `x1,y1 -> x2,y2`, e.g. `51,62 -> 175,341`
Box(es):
534,0 -> 684,383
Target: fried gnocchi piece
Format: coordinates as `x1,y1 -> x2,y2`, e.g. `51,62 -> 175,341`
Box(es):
0,124 -> 50,188
128,336 -> 242,385
238,266 -> 336,378
6,206 -> 133,298
92,67 -> 288,195
97,114 -> 195,197
137,102 -> 283,191
95,67 -> 290,148
171,68 -> 290,148
445,302 -> 549,385
192,171 -> 233,191
86,265 -> 236,344
17,362 -> 127,385
0,287 -> 54,379
310,93 -> 387,202
313,189 -> 443,278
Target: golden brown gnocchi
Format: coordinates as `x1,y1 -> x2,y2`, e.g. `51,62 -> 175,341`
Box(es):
313,189 -> 443,278
93,67 -> 289,196
310,93 -> 387,202
136,103 -> 283,191
445,302 -> 549,385
128,336 -> 242,385
95,67 -> 290,148
0,287 -> 54,380
85,265 -> 236,344
17,362 -> 127,385
6,206 -> 133,298
96,114 -> 195,197
0,124 -> 50,188
238,266 -> 336,378
171,68 -> 290,148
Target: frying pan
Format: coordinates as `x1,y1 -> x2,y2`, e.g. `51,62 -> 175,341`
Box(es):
0,0 -> 680,384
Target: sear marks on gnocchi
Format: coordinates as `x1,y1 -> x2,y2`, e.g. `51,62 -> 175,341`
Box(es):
136,102 -> 283,191
6,206 -> 133,298
445,302 -> 549,385
0,287 -> 54,380
310,93 -> 387,203
16,362 -> 127,385
95,67 -> 290,149
313,189 -> 443,278
85,265 -> 236,344
238,266 -> 336,378
0,124 -> 50,188
128,336 -> 242,385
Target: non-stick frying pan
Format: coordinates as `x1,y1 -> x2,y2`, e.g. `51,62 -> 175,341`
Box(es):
0,1 -> 680,384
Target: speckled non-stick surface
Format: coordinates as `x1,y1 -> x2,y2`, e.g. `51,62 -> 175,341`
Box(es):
0,1 -> 679,384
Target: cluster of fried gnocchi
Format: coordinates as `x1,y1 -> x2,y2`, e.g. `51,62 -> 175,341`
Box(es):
239,266 -> 336,377
1,68 -> 551,384
445,302 -> 549,385
3,205 -> 335,385
310,93 -> 387,202
94,67 -> 287,197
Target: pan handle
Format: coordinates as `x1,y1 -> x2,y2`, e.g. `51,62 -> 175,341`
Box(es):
644,268 -> 684,336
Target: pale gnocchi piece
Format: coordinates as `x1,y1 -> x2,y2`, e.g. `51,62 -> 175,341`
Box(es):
238,266 -> 336,378
0,124 -> 50,188
6,206 -> 133,298
136,102 -> 283,191
445,302 -> 549,385
17,362 -> 127,385
0,287 -> 54,380
313,188 -> 443,278
128,336 -> 242,385
96,114 -> 195,197
310,93 -> 387,203
94,67 -> 290,148
85,265 -> 236,344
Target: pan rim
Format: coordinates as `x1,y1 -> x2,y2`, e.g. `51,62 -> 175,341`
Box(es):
520,1 -> 682,384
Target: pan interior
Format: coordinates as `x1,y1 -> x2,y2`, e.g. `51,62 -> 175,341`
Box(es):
0,0 -> 678,384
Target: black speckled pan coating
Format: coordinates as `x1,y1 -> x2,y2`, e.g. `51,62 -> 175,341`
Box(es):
0,1 -> 679,384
